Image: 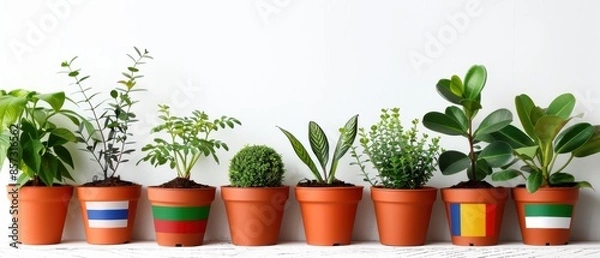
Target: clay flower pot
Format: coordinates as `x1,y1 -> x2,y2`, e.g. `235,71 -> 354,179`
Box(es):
371,186 -> 437,246
147,186 -> 216,247
295,186 -> 363,246
512,187 -> 578,245
441,187 -> 508,246
221,186 -> 289,246
76,185 -> 141,245
7,185 -> 73,245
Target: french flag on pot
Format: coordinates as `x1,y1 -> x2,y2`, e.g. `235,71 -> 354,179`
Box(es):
86,201 -> 129,228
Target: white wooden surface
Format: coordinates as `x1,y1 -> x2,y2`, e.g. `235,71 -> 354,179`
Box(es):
3,241 -> 600,258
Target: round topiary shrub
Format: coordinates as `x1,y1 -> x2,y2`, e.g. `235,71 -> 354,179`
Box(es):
228,145 -> 285,187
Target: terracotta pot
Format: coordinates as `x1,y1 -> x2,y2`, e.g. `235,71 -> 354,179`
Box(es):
6,185 -> 73,245
371,186 -> 437,246
221,186 -> 290,246
512,187 -> 579,245
147,186 -> 216,247
76,185 -> 141,245
441,187 -> 508,246
295,186 -> 363,246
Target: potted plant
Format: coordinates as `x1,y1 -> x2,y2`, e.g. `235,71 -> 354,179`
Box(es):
490,93 -> 600,245
221,145 -> 288,246
0,89 -> 80,245
278,114 -> 362,246
350,108 -> 441,246
422,64 -> 513,246
138,104 -> 241,247
59,47 -> 153,244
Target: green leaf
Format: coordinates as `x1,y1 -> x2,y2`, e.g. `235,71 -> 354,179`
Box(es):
463,65 -> 487,100
450,75 -> 464,96
526,171 -> 543,193
529,107 -> 546,128
422,112 -> 466,136
534,115 -> 567,144
488,125 -> 535,149
435,79 -> 462,105
110,90 -> 118,98
513,146 -> 539,160
48,128 -> 77,147
68,71 -> 79,77
0,95 -> 27,129
39,154 -> 58,186
278,126 -> 323,182
329,115 -> 359,181
549,172 -> 575,185
474,108 -> 513,137
53,145 -> 74,168
478,141 -> 512,167
21,136 -> 44,175
492,169 -> 522,181
573,126 -> 600,157
439,150 -> 470,175
546,93 -> 575,120
554,123 -> 594,154
460,99 -> 482,114
308,121 -> 329,171
127,67 -> 139,72
0,132 -> 10,169
467,160 -> 488,181
445,106 -> 468,133
576,181 -> 593,189
36,92 -> 65,112
515,94 -> 536,139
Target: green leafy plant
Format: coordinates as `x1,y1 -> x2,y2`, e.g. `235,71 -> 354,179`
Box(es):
0,90 -> 80,187
350,108 -> 441,189
422,65 -> 514,187
490,93 -> 600,193
278,114 -> 358,185
60,47 -> 153,183
228,145 -> 285,187
138,104 -> 241,181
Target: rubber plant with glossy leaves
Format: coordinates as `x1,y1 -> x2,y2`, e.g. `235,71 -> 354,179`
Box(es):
278,115 -> 362,246
221,145 -> 288,246
138,104 -> 240,247
422,64 -> 513,246
0,89 -> 80,245
489,93 -> 600,245
59,47 -> 153,244
350,108 -> 441,246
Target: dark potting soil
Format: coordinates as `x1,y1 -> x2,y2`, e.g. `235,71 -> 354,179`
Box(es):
450,180 -> 495,188
297,179 -> 355,187
81,176 -> 138,187
156,177 -> 211,188
515,182 -> 579,188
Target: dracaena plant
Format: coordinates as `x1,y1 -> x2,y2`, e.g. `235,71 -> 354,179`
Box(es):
60,47 -> 153,183
0,90 -> 80,187
137,104 -> 241,180
422,65 -> 514,186
490,93 -> 600,193
350,108 -> 441,189
278,114 -> 358,185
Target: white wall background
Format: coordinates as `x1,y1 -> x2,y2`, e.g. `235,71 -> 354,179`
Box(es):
1,0 -> 600,244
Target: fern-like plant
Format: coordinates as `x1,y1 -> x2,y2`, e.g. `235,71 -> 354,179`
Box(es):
351,108 -> 441,189
60,47 -> 153,184
278,115 -> 358,185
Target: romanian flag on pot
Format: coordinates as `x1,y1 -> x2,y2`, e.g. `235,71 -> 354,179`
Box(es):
524,204 -> 573,229
449,203 -> 496,237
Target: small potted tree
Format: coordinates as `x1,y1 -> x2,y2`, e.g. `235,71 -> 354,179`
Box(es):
138,104 -> 241,247
278,114 -> 362,246
490,93 -> 600,245
350,108 -> 441,246
1,89 -> 79,245
422,64 -> 513,246
221,145 -> 288,246
59,47 -> 153,244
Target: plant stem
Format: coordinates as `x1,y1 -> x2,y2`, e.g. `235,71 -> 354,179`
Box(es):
554,155 -> 574,174
68,66 -> 109,177
467,119 -> 476,181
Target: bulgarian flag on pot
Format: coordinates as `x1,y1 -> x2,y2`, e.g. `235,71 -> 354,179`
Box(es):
524,204 -> 573,229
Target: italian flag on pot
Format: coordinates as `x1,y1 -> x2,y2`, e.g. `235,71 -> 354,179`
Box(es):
524,204 -> 572,229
